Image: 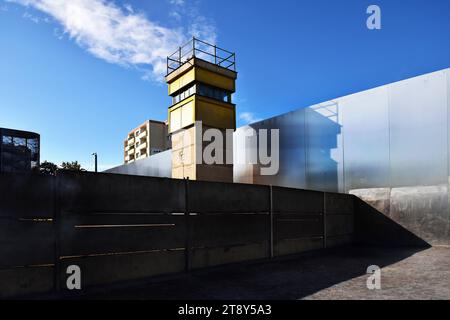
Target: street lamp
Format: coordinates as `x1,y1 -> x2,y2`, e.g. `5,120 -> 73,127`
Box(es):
92,152 -> 98,173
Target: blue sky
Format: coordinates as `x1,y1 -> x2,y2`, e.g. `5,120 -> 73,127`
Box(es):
1,0 -> 450,170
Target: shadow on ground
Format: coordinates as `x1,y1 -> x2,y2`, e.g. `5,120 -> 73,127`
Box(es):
65,245 -> 431,300
354,198 -> 432,247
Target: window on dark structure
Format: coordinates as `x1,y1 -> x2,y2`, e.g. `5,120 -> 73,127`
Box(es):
13,137 -> 26,147
27,138 -> 39,161
2,135 -> 13,145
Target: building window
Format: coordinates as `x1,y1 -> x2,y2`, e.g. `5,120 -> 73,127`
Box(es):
171,83 -> 231,105
13,137 -> 26,147
26,138 -> 39,162
2,135 -> 13,145
172,83 -> 197,105
1,131 -> 40,173
196,83 -> 230,103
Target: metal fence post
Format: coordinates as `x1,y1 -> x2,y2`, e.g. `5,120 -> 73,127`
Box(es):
214,45 -> 217,65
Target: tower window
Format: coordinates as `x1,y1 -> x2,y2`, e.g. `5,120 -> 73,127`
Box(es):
171,83 -> 231,105
197,83 -> 230,103
172,83 -> 196,105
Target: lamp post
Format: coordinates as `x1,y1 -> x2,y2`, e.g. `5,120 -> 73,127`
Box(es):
92,152 -> 98,173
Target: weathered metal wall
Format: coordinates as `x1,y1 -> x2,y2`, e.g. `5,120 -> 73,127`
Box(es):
234,68 -> 450,245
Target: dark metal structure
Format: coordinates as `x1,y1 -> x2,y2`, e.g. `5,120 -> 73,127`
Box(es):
167,37 -> 236,75
0,127 -> 40,173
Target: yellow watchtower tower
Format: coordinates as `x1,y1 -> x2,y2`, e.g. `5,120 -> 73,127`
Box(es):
166,38 -> 237,182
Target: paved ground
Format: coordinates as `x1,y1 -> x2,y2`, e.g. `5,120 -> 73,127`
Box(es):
73,246 -> 450,300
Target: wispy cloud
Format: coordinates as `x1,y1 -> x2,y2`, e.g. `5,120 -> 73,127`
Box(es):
167,0 -> 216,44
22,10 -> 50,23
169,0 -> 185,5
6,0 -> 217,81
239,112 -> 262,125
188,14 -> 217,45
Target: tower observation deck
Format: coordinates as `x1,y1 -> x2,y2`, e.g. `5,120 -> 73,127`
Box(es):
166,37 -> 236,76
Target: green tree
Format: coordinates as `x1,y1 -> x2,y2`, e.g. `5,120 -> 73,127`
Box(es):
60,161 -> 84,171
37,161 -> 58,175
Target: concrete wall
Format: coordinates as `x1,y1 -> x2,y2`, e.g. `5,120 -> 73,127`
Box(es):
0,171 -> 355,298
351,186 -> 448,246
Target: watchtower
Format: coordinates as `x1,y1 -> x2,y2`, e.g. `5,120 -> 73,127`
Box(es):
166,38 -> 237,182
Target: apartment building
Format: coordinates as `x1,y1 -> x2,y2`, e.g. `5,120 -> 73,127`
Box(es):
124,120 -> 169,164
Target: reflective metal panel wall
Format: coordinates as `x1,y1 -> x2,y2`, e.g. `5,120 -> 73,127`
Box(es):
234,109 -> 309,189
105,150 -> 172,178
234,69 -> 450,192
234,68 -> 450,244
305,103 -> 344,192
388,71 -> 448,187
340,87 -> 390,192
255,110 -> 308,189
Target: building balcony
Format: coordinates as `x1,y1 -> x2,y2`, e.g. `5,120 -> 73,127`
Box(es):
125,145 -> 134,152
127,138 -> 135,146
137,130 -> 147,139
136,153 -> 147,160
137,142 -> 147,150
127,148 -> 135,156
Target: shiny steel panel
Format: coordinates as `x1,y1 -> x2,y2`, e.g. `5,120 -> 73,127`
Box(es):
388,71 -> 448,187
340,86 -> 390,192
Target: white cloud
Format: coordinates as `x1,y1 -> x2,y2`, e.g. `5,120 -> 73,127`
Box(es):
169,10 -> 182,21
167,0 -> 217,44
167,0 -> 184,21
169,0 -> 185,5
123,3 -> 133,13
188,14 -> 217,45
7,0 -> 217,81
239,112 -> 262,125
53,27 -> 64,40
22,10 -> 49,23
